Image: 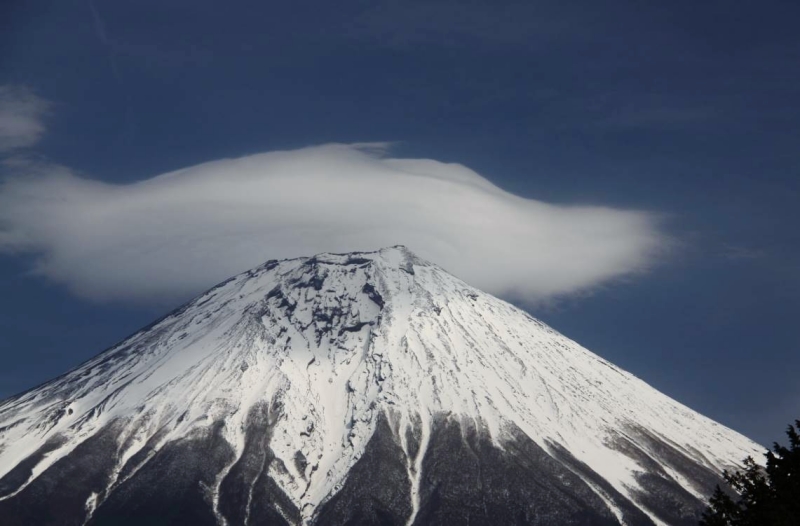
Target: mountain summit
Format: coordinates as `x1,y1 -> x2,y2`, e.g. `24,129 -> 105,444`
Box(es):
0,246 -> 760,525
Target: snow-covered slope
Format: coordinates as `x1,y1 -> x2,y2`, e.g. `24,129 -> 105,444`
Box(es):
0,246 -> 761,525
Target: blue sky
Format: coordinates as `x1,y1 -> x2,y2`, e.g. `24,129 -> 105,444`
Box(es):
1,0 -> 798,446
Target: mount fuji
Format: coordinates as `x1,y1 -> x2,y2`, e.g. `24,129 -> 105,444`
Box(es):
0,246 -> 761,525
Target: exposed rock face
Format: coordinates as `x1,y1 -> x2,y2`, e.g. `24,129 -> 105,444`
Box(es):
0,247 -> 761,525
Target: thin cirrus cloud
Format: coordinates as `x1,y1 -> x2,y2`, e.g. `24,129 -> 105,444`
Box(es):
0,86 -> 50,152
0,142 -> 669,306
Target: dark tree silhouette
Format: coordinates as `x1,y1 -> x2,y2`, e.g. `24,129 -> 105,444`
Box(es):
700,419 -> 800,526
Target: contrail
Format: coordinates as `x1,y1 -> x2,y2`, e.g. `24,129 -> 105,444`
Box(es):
87,0 -> 134,144
88,0 -> 121,83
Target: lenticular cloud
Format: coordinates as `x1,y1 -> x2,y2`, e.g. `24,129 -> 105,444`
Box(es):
0,144 -> 667,304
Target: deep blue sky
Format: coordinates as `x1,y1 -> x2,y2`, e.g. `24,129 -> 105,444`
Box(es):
1,0 -> 799,446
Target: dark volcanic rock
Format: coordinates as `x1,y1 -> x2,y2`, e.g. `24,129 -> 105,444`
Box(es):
547,443 -> 655,526
315,413 -> 413,526
87,422 -> 234,526
0,411 -> 735,526
632,472 -> 705,526
218,402 -> 300,526
413,416 -> 621,526
0,435 -> 66,499
0,411 -> 738,526
0,425 -> 121,526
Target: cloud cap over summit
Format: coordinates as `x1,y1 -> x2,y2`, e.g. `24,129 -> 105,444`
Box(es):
0,143 -> 668,304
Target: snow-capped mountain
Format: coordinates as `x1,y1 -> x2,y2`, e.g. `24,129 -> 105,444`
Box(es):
0,246 -> 761,525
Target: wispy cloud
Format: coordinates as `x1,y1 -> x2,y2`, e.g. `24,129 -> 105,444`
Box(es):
0,86 -> 50,153
721,244 -> 766,261
88,0 -> 122,83
0,143 -> 669,305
